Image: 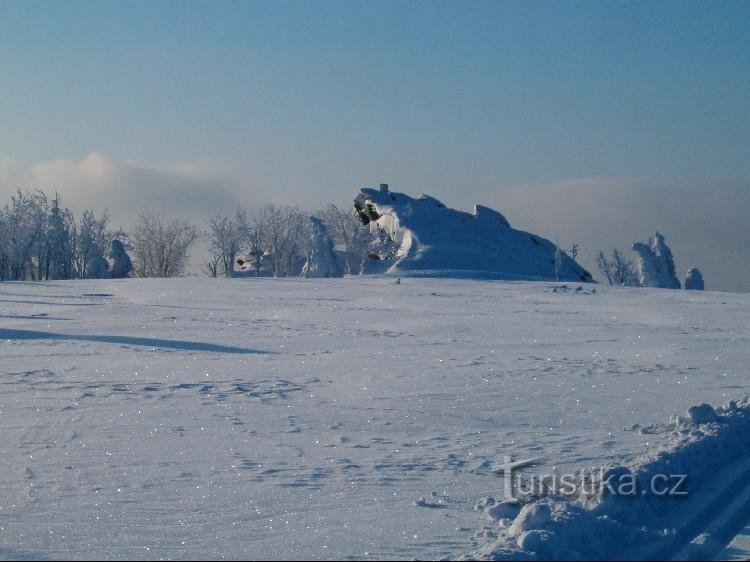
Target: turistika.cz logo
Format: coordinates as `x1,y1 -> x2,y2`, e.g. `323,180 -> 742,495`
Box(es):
493,455 -> 688,502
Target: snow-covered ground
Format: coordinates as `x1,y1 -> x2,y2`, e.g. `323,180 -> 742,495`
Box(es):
0,277 -> 747,560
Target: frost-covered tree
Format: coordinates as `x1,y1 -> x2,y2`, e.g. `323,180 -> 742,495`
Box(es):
596,249 -> 637,286
0,190 -> 47,280
234,209 -> 265,276
203,255 -> 222,277
554,239 -> 563,281
110,239 -> 133,278
256,203 -> 304,277
319,204 -> 370,275
206,214 -> 244,278
85,244 -> 110,279
130,214 -> 198,277
301,215 -> 342,278
0,191 -> 107,281
44,195 -> 75,280
685,267 -> 705,290
73,209 -> 111,278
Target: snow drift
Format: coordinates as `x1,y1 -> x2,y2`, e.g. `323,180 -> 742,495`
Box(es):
472,398 -> 750,561
354,185 -> 594,282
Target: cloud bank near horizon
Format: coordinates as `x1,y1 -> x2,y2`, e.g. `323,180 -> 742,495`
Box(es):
0,153 -> 250,229
489,177 -> 750,293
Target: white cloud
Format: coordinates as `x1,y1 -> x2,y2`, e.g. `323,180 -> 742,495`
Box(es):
0,152 -> 253,229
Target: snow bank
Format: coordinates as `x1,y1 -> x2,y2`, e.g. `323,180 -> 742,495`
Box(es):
472,398 -> 750,560
353,185 -> 594,282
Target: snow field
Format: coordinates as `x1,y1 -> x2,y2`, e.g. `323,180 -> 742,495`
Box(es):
0,277 -> 747,559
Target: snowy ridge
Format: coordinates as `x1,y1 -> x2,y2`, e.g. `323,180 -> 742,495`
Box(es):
472,398 -> 750,561
354,186 -> 594,282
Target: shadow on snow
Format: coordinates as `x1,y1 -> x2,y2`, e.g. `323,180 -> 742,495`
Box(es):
0,328 -> 271,355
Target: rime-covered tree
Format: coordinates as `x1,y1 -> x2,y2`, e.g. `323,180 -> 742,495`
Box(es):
256,203 -> 303,277
41,195 -> 76,280
206,214 -> 244,278
319,204 -> 370,275
301,215 -> 341,278
596,249 -> 637,286
73,209 -> 111,278
203,255 -> 222,277
235,209 -> 265,276
685,268 -> 705,290
85,244 -> 110,279
131,214 -> 198,277
110,239 -> 133,278
553,239 -> 563,281
0,190 -> 47,280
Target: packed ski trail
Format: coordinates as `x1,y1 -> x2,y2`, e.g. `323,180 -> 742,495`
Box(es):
0,277 -> 747,560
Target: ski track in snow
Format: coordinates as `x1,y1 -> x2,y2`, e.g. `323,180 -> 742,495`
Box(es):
0,277 -> 747,560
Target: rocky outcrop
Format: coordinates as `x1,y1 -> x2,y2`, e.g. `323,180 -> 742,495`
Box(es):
353,185 -> 594,282
632,232 -> 681,289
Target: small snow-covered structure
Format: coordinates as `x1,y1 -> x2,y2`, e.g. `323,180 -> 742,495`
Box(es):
632,232 -> 681,289
353,185 -> 594,282
685,267 -> 705,290
110,239 -> 133,279
301,216 -> 342,278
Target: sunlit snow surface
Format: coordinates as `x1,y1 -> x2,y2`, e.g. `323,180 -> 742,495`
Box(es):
0,277 -> 747,560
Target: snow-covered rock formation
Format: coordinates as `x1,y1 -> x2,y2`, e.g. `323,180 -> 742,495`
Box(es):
353,184 -> 594,282
301,216 -> 342,278
631,232 -> 681,289
685,267 -> 705,290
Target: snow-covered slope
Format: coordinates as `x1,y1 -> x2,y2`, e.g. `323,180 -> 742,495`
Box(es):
354,185 -> 594,282
0,277 -> 747,560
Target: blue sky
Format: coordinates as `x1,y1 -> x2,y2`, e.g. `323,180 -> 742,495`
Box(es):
0,1 -> 748,290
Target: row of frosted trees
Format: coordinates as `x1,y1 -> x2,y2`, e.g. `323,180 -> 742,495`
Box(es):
0,190 -> 131,281
0,190 -> 391,280
203,203 -> 387,278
